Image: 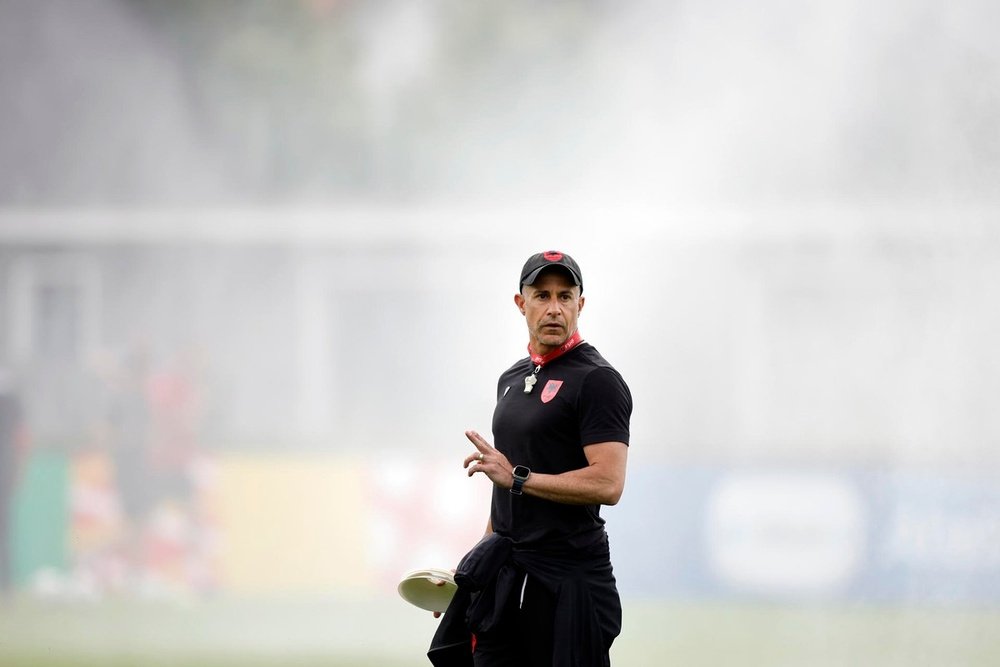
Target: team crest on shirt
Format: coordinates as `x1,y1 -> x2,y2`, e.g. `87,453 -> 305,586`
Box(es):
540,380 -> 563,403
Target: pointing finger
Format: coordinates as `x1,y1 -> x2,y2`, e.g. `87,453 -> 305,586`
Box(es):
465,430 -> 493,451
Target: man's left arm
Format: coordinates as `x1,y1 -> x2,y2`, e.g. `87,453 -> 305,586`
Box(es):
464,431 -> 627,506
518,441 -> 628,506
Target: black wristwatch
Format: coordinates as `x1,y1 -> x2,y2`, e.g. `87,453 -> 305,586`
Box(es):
511,465 -> 531,495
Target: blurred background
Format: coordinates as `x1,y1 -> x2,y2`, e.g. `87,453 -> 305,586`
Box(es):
1,0 -> 999,665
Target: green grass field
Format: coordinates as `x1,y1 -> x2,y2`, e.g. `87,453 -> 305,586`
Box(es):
2,595 -> 999,666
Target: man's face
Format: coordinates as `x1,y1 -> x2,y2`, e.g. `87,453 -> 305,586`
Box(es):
515,269 -> 585,356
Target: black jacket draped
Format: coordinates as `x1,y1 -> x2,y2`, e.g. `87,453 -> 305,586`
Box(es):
428,532 -> 621,667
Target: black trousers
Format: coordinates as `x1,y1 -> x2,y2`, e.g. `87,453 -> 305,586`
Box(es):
472,573 -> 611,667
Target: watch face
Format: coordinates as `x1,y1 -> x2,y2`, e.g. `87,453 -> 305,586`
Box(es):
513,465 -> 530,479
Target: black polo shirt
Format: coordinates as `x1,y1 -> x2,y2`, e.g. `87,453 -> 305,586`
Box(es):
489,342 -> 632,549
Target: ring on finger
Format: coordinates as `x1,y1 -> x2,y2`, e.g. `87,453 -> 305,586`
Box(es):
477,453 -> 484,461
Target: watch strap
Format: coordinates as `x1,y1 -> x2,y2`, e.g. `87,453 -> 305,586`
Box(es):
511,465 -> 530,495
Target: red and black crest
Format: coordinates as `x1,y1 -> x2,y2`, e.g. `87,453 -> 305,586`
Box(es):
540,379 -> 564,404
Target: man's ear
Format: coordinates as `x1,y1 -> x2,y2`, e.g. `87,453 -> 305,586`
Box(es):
514,292 -> 526,315
578,295 -> 585,314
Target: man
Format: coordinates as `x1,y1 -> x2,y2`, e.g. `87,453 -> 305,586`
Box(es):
430,250 -> 632,667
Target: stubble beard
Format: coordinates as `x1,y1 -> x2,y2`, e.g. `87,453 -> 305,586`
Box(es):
532,323 -> 570,353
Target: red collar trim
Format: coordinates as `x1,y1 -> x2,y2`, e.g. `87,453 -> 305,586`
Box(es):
528,331 -> 583,367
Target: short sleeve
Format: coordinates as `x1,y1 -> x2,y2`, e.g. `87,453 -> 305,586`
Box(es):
578,366 -> 632,447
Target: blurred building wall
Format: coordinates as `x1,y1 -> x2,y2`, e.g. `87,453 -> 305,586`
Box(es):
2,207 -> 998,466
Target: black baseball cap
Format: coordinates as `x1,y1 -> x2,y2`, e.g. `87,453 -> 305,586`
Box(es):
519,250 -> 583,292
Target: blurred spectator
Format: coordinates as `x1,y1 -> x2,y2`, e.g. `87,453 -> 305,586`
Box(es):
141,345 -> 214,594
108,349 -> 153,543
0,368 -> 29,596
83,347 -> 153,590
146,347 -> 202,506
